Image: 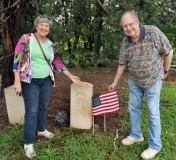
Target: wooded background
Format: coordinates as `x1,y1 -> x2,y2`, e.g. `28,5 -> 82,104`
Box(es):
0,0 -> 176,97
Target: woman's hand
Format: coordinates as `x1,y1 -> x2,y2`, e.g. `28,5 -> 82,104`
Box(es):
69,75 -> 81,85
13,72 -> 22,95
13,81 -> 22,95
63,70 -> 81,85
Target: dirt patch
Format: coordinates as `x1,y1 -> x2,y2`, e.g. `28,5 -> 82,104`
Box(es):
0,67 -> 175,133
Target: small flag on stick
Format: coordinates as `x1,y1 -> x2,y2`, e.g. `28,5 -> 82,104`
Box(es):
92,91 -> 119,116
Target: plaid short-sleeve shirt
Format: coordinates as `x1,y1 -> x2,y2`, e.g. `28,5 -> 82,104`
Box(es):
119,25 -> 172,88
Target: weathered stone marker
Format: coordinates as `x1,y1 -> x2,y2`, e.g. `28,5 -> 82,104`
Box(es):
4,85 -> 24,125
70,82 -> 93,129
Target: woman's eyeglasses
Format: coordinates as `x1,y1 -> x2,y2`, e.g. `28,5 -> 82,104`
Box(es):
39,15 -> 52,21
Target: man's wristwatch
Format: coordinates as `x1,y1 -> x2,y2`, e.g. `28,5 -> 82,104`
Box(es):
164,70 -> 168,74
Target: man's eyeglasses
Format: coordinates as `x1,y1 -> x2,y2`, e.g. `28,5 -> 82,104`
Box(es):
39,15 -> 52,21
122,21 -> 136,29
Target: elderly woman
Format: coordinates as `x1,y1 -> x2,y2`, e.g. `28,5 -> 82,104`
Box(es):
13,15 -> 81,159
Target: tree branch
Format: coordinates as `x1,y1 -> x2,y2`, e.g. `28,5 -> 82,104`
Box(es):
34,0 -> 39,17
172,0 -> 176,8
96,0 -> 108,16
0,0 -> 21,13
30,0 -> 39,32
0,53 -> 14,61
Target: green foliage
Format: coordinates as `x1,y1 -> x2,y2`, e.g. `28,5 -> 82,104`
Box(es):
0,46 -> 2,56
1,0 -> 176,66
164,27 -> 176,52
37,0 -> 175,66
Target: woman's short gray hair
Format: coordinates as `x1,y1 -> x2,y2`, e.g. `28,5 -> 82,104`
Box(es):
34,15 -> 53,28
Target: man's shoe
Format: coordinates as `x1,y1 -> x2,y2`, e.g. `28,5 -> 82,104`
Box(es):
37,129 -> 54,138
122,136 -> 144,145
141,148 -> 160,159
24,144 -> 36,159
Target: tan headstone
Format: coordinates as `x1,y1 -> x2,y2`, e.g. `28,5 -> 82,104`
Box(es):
70,82 -> 93,129
4,85 -> 24,125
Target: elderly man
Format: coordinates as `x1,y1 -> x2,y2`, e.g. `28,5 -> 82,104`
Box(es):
109,11 -> 173,159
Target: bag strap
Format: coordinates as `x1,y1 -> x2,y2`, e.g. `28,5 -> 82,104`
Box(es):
33,33 -> 53,70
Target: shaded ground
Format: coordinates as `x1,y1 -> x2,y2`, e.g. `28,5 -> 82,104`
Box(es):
0,67 -> 175,133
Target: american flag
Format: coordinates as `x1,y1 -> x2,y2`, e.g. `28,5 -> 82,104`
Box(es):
92,91 -> 119,116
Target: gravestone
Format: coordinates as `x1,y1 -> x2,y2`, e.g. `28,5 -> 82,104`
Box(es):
70,82 -> 93,129
4,85 -> 24,125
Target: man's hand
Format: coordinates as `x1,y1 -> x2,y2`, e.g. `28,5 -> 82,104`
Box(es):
109,82 -> 117,92
162,73 -> 168,81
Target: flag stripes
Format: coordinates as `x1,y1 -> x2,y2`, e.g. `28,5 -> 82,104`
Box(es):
92,91 -> 119,116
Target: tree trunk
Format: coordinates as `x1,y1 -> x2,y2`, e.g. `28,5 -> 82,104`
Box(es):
1,0 -> 15,97
1,0 -> 30,97
93,0 -> 104,56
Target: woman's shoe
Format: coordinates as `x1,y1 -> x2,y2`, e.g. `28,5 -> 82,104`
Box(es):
37,129 -> 54,138
24,144 -> 36,159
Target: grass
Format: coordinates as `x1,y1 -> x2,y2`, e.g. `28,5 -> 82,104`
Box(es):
0,81 -> 176,159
